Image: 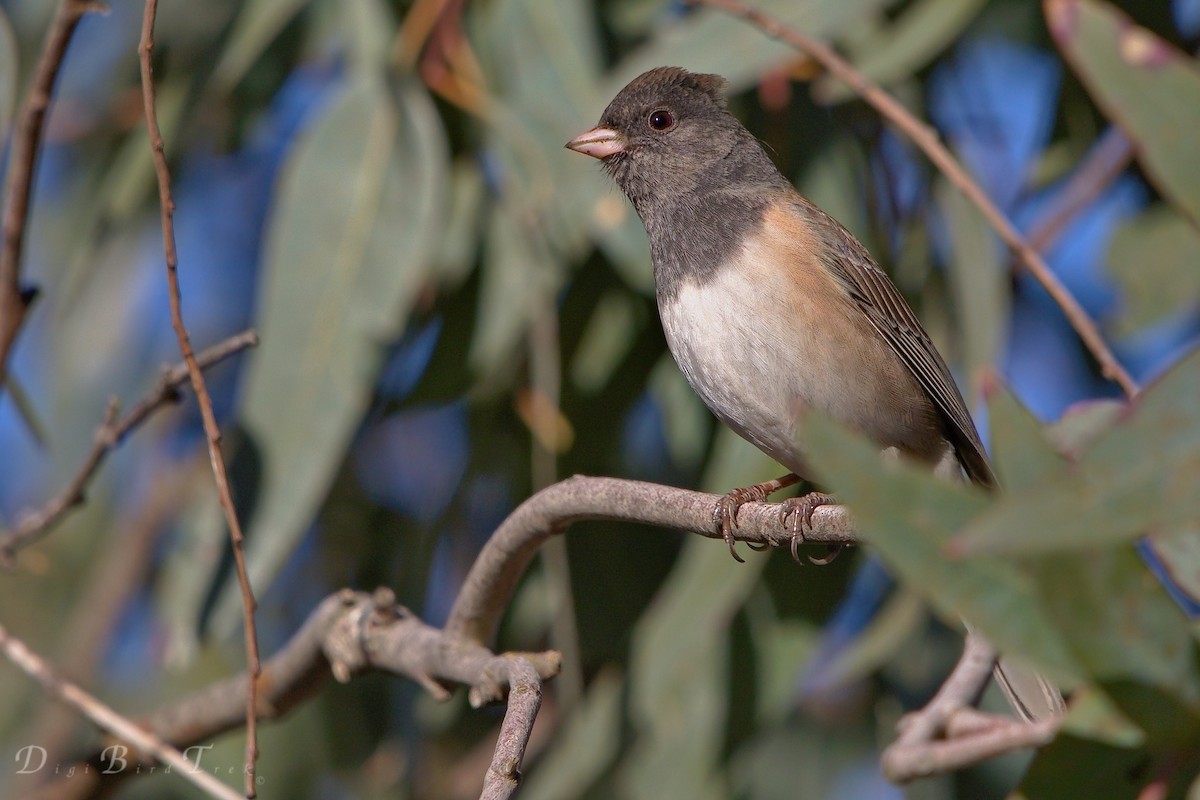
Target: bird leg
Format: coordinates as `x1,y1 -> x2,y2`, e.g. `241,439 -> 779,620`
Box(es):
778,492 -> 840,564
714,473 -> 801,562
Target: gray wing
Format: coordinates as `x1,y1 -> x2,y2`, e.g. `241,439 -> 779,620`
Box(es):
802,198 -> 997,488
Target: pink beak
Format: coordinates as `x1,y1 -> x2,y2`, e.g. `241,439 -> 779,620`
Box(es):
565,127 -> 625,159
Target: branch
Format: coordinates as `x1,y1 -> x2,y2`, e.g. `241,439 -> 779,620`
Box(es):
0,329 -> 258,565
0,623 -> 247,800
444,475 -> 856,644
138,2 -> 262,793
882,633 -> 1059,782
0,0 -> 107,394
31,476 -> 1053,798
690,0 -> 1139,399
34,589 -> 561,800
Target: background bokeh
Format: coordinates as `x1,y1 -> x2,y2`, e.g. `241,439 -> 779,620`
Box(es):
1,0 -> 1198,797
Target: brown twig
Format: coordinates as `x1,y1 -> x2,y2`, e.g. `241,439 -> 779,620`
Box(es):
137,3 -> 261,794
0,329 -> 258,565
881,633 -> 1059,781
0,623 -> 247,800
36,590 -> 561,800
691,0 -> 1139,399
0,0 -> 107,395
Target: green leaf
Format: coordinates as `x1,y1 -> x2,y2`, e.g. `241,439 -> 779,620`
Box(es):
797,411 -> 1082,679
469,203 -> 560,380
467,0 -> 608,367
954,348 -> 1200,555
1043,398 -> 1126,456
210,0 -> 313,91
814,0 -> 988,103
936,176 -> 1008,392
1143,523 -> 1200,618
1047,0 -> 1200,225
620,539 -> 756,800
1058,686 -> 1144,748
1031,547 -> 1200,708
1108,206 -> 1200,334
984,374 -> 1062,493
569,289 -> 646,393
0,7 -> 17,143
1018,734 -> 1153,800
607,0 -> 895,94
214,75 -> 448,625
648,354 -> 712,471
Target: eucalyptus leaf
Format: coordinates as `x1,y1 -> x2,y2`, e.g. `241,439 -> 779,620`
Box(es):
1031,546 -> 1200,708
570,289 -> 644,394
985,374 -> 1062,493
1108,206 -> 1200,334
797,411 -> 1082,678
935,176 -> 1008,391
0,7 -> 17,142
621,539 -> 754,800
815,0 -> 988,103
210,0 -> 313,91
608,0 -> 896,94
954,347 -> 1200,555
214,74 -> 448,626
1048,0 -> 1200,225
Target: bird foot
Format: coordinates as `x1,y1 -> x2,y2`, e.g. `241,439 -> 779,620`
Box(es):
778,492 -> 840,564
714,473 -> 800,562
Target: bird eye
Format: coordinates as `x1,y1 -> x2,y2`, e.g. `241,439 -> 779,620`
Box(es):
648,109 -> 674,131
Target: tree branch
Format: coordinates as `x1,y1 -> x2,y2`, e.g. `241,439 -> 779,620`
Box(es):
138,2 -> 262,793
0,0 -> 108,396
33,589 -> 560,800
444,474 -> 856,645
882,633 -> 1059,781
690,0 -> 1139,399
29,475 -> 1058,797
0,329 -> 258,565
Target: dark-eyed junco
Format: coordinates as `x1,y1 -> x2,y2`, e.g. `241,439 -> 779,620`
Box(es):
568,66 -> 1062,722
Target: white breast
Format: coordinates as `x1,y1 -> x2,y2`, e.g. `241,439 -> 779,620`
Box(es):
658,263 -> 812,474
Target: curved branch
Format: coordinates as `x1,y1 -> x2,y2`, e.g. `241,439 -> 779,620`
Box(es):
444,475 -> 856,644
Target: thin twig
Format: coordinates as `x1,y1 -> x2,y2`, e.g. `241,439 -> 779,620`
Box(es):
0,0 -> 107,394
0,623 -> 247,800
690,0 -> 1139,398
0,329 -> 258,564
137,3 -> 261,794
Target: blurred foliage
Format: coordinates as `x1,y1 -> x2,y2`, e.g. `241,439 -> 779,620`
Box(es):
0,0 -> 1198,798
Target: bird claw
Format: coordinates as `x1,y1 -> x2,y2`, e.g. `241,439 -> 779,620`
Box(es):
710,494 -> 739,563
777,492 -> 839,564
714,474 -> 800,562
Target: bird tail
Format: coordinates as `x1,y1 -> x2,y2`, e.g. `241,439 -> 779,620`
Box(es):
992,656 -> 1065,723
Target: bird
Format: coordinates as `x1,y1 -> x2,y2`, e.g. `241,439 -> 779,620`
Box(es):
566,66 -> 1062,723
